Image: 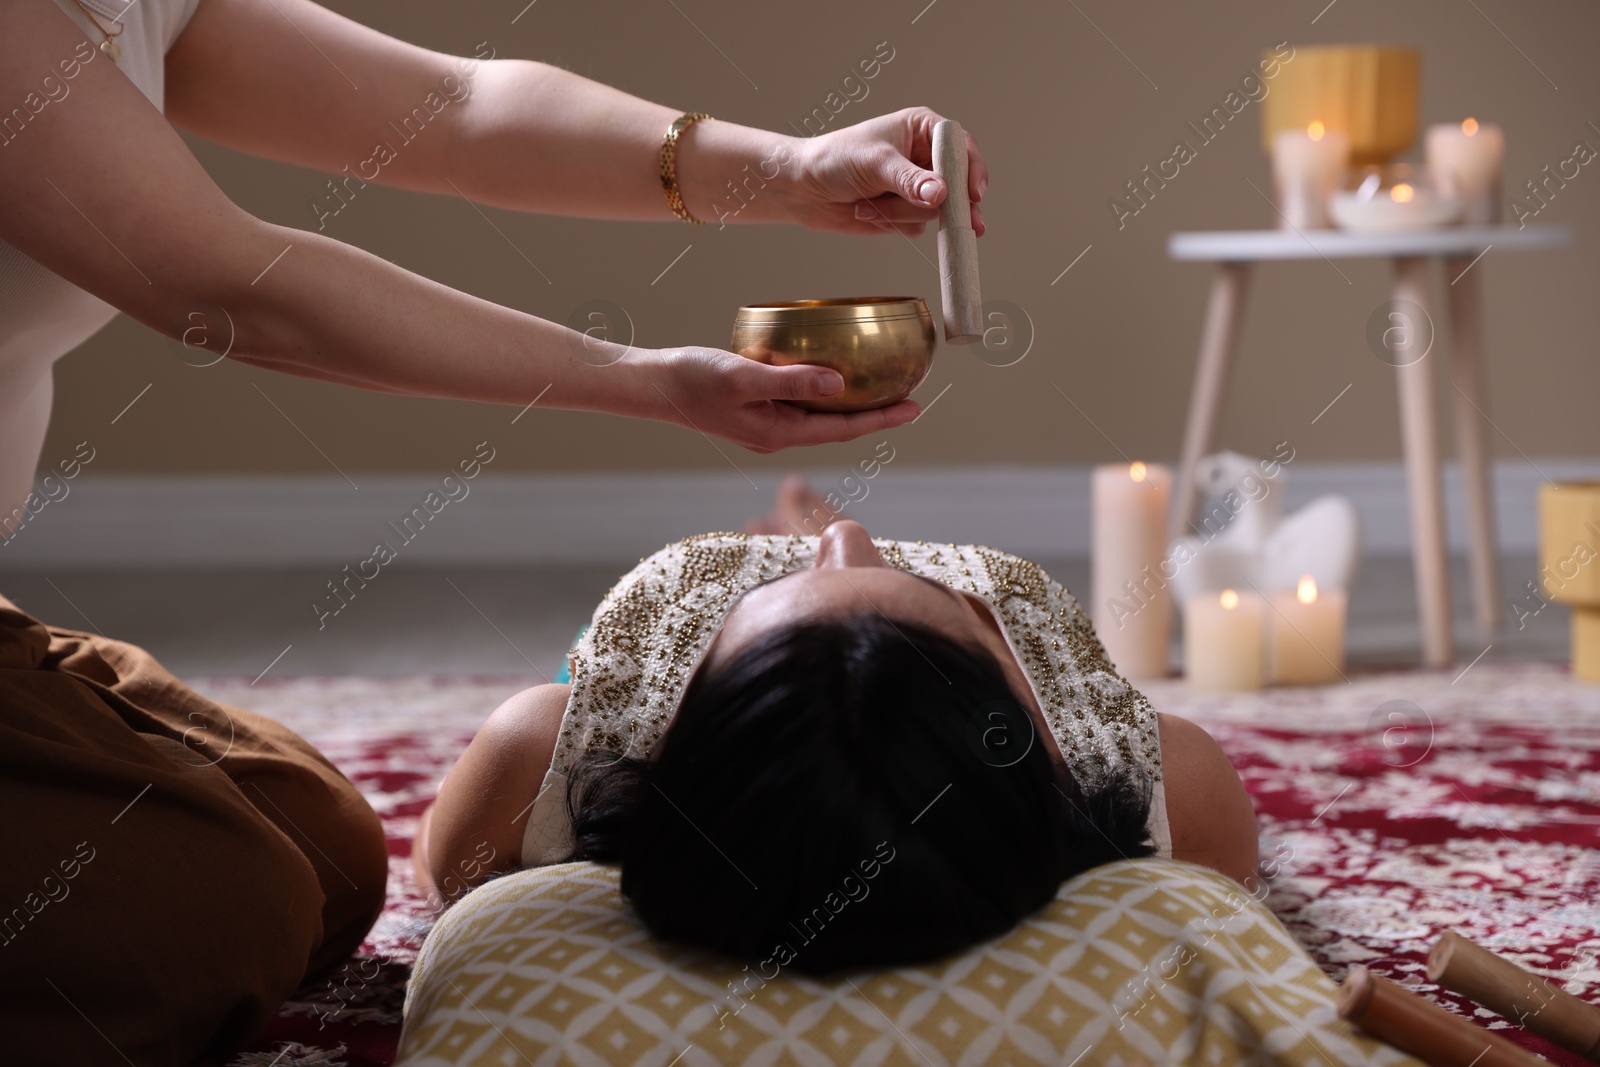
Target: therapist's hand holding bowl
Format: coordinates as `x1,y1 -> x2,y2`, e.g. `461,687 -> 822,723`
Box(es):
0,0 -> 989,453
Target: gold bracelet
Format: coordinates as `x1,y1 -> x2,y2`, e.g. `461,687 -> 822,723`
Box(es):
660,112 -> 711,224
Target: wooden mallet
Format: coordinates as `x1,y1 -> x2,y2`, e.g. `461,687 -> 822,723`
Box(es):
1339,965 -> 1548,1067
932,119 -> 983,344
1428,931 -> 1600,1061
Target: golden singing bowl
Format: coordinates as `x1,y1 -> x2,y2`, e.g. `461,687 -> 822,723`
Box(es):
731,297 -> 936,413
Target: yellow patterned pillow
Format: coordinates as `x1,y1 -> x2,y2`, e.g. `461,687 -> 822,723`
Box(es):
397,859 -> 1419,1067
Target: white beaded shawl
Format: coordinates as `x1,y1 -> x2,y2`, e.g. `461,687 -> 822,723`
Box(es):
519,534 -> 1170,865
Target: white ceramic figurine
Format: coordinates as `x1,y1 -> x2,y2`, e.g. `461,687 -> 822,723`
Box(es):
1169,450 -> 1361,602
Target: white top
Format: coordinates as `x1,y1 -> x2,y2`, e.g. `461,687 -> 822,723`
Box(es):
520,533 -> 1172,867
0,0 -> 201,519
1167,224 -> 1573,262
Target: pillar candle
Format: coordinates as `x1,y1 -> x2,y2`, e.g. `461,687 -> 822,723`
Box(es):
1091,461 -> 1173,679
1185,589 -> 1266,691
1268,576 -> 1347,685
1272,122 -> 1351,229
1426,118 -> 1504,225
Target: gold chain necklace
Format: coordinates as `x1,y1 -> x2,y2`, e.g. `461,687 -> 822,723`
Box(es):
66,0 -> 125,64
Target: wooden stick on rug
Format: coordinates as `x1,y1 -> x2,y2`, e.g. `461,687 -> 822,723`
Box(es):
1338,965 -> 1547,1067
1428,930 -> 1600,1062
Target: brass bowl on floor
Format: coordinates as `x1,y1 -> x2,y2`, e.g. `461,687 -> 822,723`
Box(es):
731,297 -> 936,413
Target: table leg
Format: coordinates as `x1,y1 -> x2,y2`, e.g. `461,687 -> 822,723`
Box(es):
1171,261 -> 1253,542
1393,256 -> 1454,667
1444,253 -> 1503,636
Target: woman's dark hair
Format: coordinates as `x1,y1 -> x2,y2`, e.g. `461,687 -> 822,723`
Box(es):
566,612 -> 1153,974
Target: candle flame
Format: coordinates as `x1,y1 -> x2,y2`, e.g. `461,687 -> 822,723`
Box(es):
1462,117 -> 1479,136
1220,589 -> 1240,610
1307,121 -> 1325,141
1297,575 -> 1319,605
1129,461 -> 1147,482
1390,182 -> 1416,203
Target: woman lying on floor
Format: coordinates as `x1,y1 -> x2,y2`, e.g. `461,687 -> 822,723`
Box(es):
414,479 -> 1259,973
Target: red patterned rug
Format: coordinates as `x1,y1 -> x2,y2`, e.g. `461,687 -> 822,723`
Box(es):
218,662 -> 1600,1066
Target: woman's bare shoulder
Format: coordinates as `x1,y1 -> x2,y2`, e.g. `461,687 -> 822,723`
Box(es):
459,682 -> 572,776
420,683 -> 572,900
495,682 -> 573,733
1155,712 -> 1261,888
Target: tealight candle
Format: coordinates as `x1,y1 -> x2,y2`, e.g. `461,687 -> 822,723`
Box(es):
1184,588 -> 1267,691
1330,167 -> 1463,232
1426,118 -> 1505,225
1268,575 -> 1348,686
1091,461 -> 1173,679
1271,122 -> 1351,229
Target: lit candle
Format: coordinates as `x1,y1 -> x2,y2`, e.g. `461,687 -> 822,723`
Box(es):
1271,121 -> 1351,229
1185,588 -> 1267,691
1330,171 -> 1459,231
1268,575 -> 1348,686
1091,461 -> 1173,680
1426,118 -> 1505,225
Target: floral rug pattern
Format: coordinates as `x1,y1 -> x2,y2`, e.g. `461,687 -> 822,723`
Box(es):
219,663 -> 1600,1066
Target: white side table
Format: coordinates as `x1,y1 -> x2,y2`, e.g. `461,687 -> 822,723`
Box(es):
1167,225 -> 1573,667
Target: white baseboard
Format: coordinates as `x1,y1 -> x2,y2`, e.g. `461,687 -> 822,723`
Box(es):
1,459 -> 1594,568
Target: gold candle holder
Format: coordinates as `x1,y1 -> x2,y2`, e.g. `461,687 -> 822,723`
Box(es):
1538,482 -> 1600,682
1261,45 -> 1421,165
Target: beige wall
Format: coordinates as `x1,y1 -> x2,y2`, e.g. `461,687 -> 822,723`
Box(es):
40,0 -> 1600,476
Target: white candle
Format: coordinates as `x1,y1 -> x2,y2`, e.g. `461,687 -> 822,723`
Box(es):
1426,118 -> 1505,225
1091,461 -> 1173,680
1272,122 -> 1350,230
1185,588 -> 1266,691
1268,575 -> 1348,686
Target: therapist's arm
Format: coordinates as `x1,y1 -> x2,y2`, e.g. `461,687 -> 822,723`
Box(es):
161,0 -> 987,234
0,0 -> 916,452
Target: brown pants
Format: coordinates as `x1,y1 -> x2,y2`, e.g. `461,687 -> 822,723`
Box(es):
0,596 -> 388,1066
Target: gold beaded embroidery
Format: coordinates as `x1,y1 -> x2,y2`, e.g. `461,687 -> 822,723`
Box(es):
877,541 -> 914,572
544,534 -> 1163,807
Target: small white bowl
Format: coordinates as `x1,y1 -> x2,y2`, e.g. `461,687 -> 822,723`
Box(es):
1330,190 -> 1464,232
